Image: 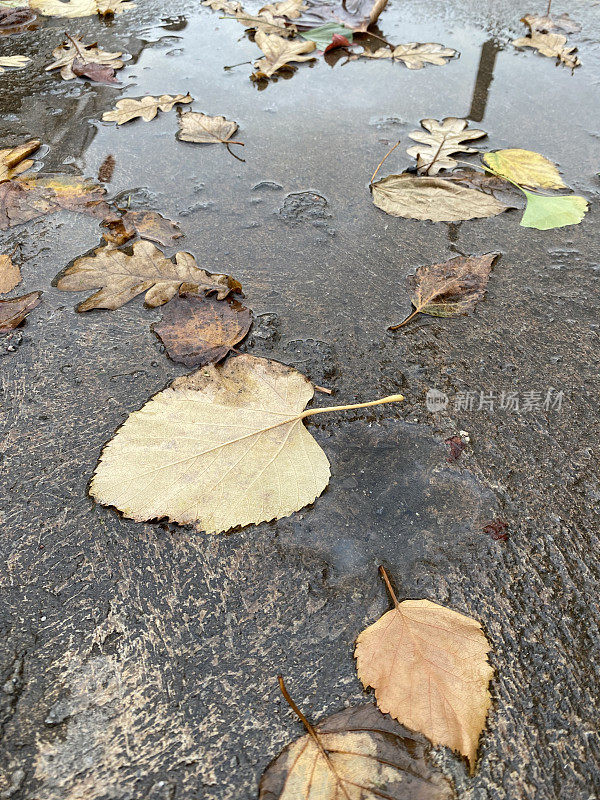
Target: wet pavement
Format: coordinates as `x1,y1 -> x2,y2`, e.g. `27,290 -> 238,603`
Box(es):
1,0 -> 599,797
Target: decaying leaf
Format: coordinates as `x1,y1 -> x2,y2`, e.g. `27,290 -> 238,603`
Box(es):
372,174 -> 508,222
56,241 -> 241,311
202,0 -> 242,12
482,148 -> 566,190
45,35 -> 125,81
152,293 -> 252,367
0,290 -> 41,331
177,111 -> 240,144
260,690 -> 453,800
89,354 -> 403,533
446,168 -> 524,208
521,12 -> 580,34
360,42 -> 456,69
389,253 -> 498,329
298,0 -> 388,33
0,139 -> 40,182
102,210 -> 183,247
252,30 -> 316,77
0,6 -> 37,33
519,191 -> 588,230
260,0 -> 306,19
0,54 -> 30,71
355,567 -> 494,772
30,0 -> 134,17
513,30 -> 579,68
407,118 -> 486,175
233,10 -> 298,37
299,22 -> 353,49
102,94 -> 192,124
0,252 -> 21,293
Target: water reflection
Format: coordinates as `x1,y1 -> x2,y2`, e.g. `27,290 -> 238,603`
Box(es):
468,38 -> 502,122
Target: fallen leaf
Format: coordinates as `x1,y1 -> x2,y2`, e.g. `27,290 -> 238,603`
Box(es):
299,21 -> 353,49
252,30 -> 316,77
0,54 -> 30,71
482,149 -> 566,190
355,567 -> 494,772
445,168 -> 524,208
324,32 -> 350,52
45,35 -> 124,81
372,174 -> 508,222
102,94 -> 193,124
97,154 -> 115,182
56,241 -> 241,311
0,6 -> 37,33
260,689 -> 453,800
519,191 -> 588,230
102,210 -> 183,247
521,12 -> 580,34
0,139 -> 40,182
202,0 -> 242,12
234,9 -> 297,36
0,290 -> 41,331
30,0 -> 133,17
407,117 -> 486,175
360,42 -> 456,69
513,31 -> 579,68
389,253 -> 497,329
71,57 -> 119,83
152,293 -> 252,367
259,0 -> 306,18
0,252 -> 21,293
177,111 -> 240,144
483,520 -> 509,540
89,354 -> 403,532
445,434 -> 466,462
298,0 -> 388,32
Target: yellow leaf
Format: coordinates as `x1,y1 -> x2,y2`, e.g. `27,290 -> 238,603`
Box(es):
31,0 -> 133,17
360,42 -> 456,69
483,148 -> 567,190
102,94 -> 192,124
0,139 -> 40,183
0,55 -> 30,72
0,252 -> 21,295
355,568 -> 493,772
89,355 -> 403,533
253,30 -> 316,77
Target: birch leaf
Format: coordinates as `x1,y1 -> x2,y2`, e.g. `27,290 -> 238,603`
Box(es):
482,149 -> 566,190
361,42 -> 456,69
0,54 -> 30,72
0,139 -> 40,182
253,30 -> 316,77
0,290 -> 41,331
45,36 -> 124,81
355,568 -> 494,772
0,253 -> 21,294
177,111 -> 239,144
519,192 -> 588,230
372,174 -> 508,222
56,241 -> 241,311
102,94 -> 192,124
407,118 -> 486,175
513,31 -> 579,68
89,354 -> 403,533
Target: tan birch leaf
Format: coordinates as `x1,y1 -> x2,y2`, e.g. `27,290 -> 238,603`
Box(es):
482,148 -> 566,189
355,568 -> 494,772
0,253 -> 21,294
0,139 -> 40,183
360,42 -> 456,68
513,31 -> 580,68
0,290 -> 41,331
176,111 -> 240,144
253,30 -> 316,77
45,36 -> 124,81
0,54 -> 30,72
371,174 -> 508,222
56,241 -> 241,311
102,94 -> 192,124
260,698 -> 453,800
89,354 -> 403,533
407,118 -> 486,175
31,0 -> 133,17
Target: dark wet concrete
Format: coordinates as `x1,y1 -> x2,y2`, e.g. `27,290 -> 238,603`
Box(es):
1,0 -> 599,797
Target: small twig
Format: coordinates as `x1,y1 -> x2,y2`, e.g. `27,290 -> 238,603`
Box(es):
370,140 -> 401,185
64,32 -> 86,59
225,142 -> 246,162
379,565 -> 400,608
313,384 -> 333,395
224,60 -> 252,70
546,0 -> 552,15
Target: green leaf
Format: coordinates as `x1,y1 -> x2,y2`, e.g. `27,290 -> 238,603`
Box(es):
520,191 -> 588,230
299,22 -> 353,49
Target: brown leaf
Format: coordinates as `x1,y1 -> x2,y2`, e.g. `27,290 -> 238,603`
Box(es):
0,6 -> 37,34
152,293 -> 252,367
0,252 -> 21,294
176,111 -> 240,144
445,434 -> 466,462
359,42 -> 456,69
298,0 -> 388,32
0,139 -> 40,183
513,31 -> 580,68
0,291 -> 41,332
389,253 -> 498,329
355,567 -> 494,772
45,35 -> 124,81
102,94 -> 193,124
97,154 -> 115,183
71,57 -> 118,83
323,32 -> 350,53
252,30 -> 316,77
407,117 -> 487,175
446,168 -> 523,208
102,210 -> 183,247
521,12 -> 581,34
260,690 -> 453,799
56,241 -> 242,311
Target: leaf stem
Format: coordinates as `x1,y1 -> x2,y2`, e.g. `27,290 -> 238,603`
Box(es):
370,140 -> 401,185
299,394 -> 404,420
388,308 -> 418,330
379,565 -> 400,608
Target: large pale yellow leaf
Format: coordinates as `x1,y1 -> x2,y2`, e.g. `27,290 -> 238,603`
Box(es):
56,240 -> 241,311
360,42 -> 456,69
355,569 -> 493,772
102,94 -> 192,124
31,0 -> 134,17
0,55 -> 30,72
372,174 -> 508,222
513,31 -> 579,68
0,139 -> 40,183
176,112 -> 239,144
89,355 -> 403,533
253,30 -> 316,77
407,118 -> 486,175
482,148 -> 566,190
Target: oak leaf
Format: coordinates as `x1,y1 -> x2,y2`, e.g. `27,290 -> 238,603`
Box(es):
30,0 -> 133,16
360,42 -> 456,69
260,693 -> 453,800
259,0 -> 306,18
521,12 -> 580,34
253,30 -> 316,77
0,252 -> 21,294
0,54 -> 30,71
45,36 -> 125,81
202,0 -> 242,11
102,94 -> 192,124
513,30 -> 579,68
152,293 -> 252,367
89,354 -> 403,533
56,241 -> 241,311
0,290 -> 41,332
0,139 -> 40,183
389,253 -> 498,329
407,117 -> 486,175
102,210 -> 183,247
355,568 -> 494,772
482,148 -> 566,190
177,111 -> 240,144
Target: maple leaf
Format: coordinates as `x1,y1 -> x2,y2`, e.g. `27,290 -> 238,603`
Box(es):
355,567 -> 494,772
389,253 -> 498,329
252,30 -> 316,77
513,30 -> 580,68
260,684 -> 453,800
89,355 -> 403,533
45,35 -> 125,81
0,54 -> 30,72
360,42 -> 456,69
0,291 -> 41,332
0,139 -> 40,183
102,94 -> 192,124
56,241 -> 241,311
0,251 -> 21,294
30,0 -> 134,17
407,117 -> 487,175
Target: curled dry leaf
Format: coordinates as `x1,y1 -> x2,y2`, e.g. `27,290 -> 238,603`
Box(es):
177,111 -> 240,144
360,42 -> 456,69
0,290 -> 41,332
407,117 -> 486,175
355,567 -> 494,772
298,0 -> 388,33
152,293 -> 252,367
260,696 -> 453,800
45,36 -> 124,81
0,139 -> 40,182
102,94 -> 192,124
389,253 -> 498,330
372,174 -> 508,222
0,54 -> 30,71
259,0 -> 306,19
513,31 -> 579,68
253,30 -> 316,77
0,6 -> 38,33
521,12 -> 580,34
446,168 -> 524,208
202,0 -> 242,12
482,148 -> 566,190
56,241 -> 240,311
0,252 -> 21,294
102,210 -> 183,247
30,0 -> 134,17
89,354 -> 403,533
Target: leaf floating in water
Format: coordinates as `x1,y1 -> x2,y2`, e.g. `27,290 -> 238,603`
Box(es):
0,6 -> 37,33
30,0 -> 134,17
102,94 -> 192,124
0,291 -> 41,332
0,252 -> 21,294
0,139 -> 40,183
513,30 -> 580,68
45,35 -> 125,81
252,30 -> 316,77
297,0 -> 388,33
177,111 -> 240,144
358,42 -> 457,69
483,149 -> 566,189
0,54 -> 30,72
519,192 -> 588,230
102,210 -> 183,247
298,21 -> 353,49
521,11 -> 580,34
407,117 -> 487,175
